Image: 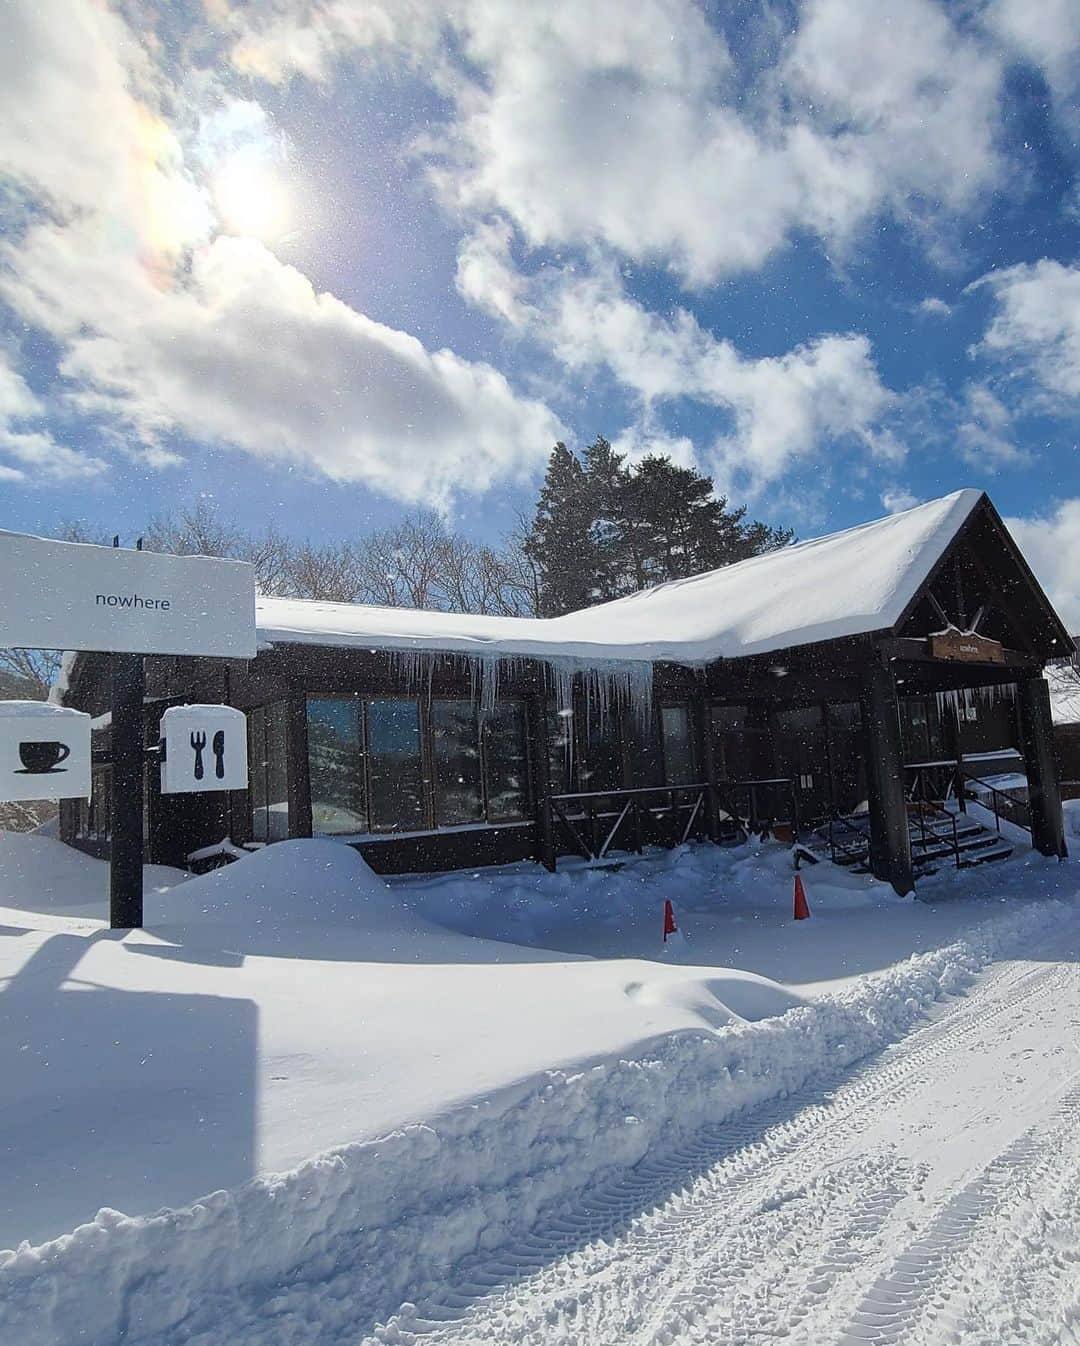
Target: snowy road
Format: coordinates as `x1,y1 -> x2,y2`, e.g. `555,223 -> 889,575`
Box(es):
369,954 -> 1080,1346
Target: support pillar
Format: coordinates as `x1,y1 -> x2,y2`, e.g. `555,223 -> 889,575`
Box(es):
1017,675 -> 1067,858
109,653 -> 145,929
859,662 -> 914,896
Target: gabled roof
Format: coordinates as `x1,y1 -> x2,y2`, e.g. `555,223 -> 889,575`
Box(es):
256,489 -> 995,666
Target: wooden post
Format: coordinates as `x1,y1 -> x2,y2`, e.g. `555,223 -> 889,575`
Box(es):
109,652 -> 145,929
1017,675 -> 1067,858
860,661 -> 914,896
526,692 -> 556,871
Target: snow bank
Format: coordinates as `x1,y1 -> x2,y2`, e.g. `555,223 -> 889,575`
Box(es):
0,830 -> 185,916
1,889 -> 1069,1346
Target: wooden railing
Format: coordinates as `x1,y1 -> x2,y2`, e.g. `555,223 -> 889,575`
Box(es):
546,783 -> 712,863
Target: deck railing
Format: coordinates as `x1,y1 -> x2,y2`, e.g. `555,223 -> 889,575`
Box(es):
546,783 -> 712,863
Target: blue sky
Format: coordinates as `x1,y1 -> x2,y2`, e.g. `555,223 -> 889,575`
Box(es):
0,0 -> 1078,620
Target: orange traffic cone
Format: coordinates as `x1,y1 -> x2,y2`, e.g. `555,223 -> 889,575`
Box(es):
663,899 -> 678,941
793,874 -> 811,920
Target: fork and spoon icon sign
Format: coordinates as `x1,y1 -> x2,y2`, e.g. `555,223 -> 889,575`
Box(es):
190,730 -> 227,781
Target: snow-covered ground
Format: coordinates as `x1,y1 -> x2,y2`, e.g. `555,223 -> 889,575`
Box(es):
0,829 -> 1078,1345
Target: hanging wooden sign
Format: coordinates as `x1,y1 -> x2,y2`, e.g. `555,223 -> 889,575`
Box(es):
929,630 -> 1006,664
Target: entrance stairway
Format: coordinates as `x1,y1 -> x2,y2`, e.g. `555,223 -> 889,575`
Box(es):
806,804 -> 1013,878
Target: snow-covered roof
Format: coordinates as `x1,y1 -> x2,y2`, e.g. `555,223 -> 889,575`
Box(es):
256,489 -> 986,666
1047,659 -> 1080,726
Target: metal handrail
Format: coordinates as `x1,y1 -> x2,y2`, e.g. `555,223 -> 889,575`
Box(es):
825,809 -> 871,866
718,776 -> 800,839
958,769 -> 1032,839
906,797 -> 962,870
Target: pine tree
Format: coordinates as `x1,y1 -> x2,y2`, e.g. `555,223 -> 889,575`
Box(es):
623,456 -> 792,580
523,443 -> 601,616
523,440 -> 793,614
580,436 -> 638,600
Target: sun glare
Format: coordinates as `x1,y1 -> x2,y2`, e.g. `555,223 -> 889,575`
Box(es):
212,151 -> 294,244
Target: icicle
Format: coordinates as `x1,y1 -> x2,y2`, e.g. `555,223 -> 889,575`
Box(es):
382,646 -> 656,745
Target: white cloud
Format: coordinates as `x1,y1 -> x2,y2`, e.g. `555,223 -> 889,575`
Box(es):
224,0 -> 1008,287
956,383 -> 1026,467
225,0 -> 443,84
0,0 -> 562,508
976,260 -> 1080,402
1007,499 -> 1080,633
0,351 -> 105,484
529,267 -> 899,492
918,297 -> 952,318
881,488 -> 920,514
3,224 -> 563,508
610,425 -> 701,472
454,219 -> 530,329
984,0 -> 1079,121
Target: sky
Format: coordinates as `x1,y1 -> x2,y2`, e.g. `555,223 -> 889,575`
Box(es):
0,0 -> 1078,624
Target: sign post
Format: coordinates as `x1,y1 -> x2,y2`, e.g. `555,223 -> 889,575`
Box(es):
109,652 -> 146,930
0,529 -> 257,930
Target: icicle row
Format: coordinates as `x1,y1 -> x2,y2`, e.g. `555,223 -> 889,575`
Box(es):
383,646 -> 655,728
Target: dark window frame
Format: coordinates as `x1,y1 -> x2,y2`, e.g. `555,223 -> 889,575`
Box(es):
305,691 -> 533,836
658,701 -> 697,786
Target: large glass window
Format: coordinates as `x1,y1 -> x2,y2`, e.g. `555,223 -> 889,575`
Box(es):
249,702 -> 290,841
660,704 -> 695,785
580,702 -> 623,793
432,699 -> 484,825
484,701 -> 530,820
307,697 -> 366,834
304,693 -> 533,834
367,698 -> 426,831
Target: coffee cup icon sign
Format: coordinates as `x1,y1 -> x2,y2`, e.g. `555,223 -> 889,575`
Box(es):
16,740 -> 71,774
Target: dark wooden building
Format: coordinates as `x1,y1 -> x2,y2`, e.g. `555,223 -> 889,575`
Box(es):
1048,655 -> 1080,798
58,490 -> 1071,895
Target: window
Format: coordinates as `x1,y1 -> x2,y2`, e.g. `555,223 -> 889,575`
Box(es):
483,701 -> 530,820
307,697 -> 366,834
432,699 -> 484,825
773,704 -> 824,732
367,698 -> 426,831
249,702 -> 290,841
660,704 -> 695,785
580,702 -> 623,793
305,694 -> 531,834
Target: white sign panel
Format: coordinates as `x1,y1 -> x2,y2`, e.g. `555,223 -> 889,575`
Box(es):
161,704 -> 248,795
0,702 -> 91,802
0,530 -> 256,658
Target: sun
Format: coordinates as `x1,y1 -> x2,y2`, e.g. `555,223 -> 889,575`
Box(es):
211,150 -> 294,244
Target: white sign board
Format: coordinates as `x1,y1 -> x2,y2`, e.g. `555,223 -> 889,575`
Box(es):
161,704 -> 248,794
0,530 -> 257,658
0,701 -> 91,802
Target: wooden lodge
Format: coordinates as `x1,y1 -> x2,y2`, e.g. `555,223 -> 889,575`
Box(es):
57,490 -> 1071,895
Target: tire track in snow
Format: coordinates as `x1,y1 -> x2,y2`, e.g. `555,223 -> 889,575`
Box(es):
833,1079 -> 1080,1346
368,960 -> 1070,1346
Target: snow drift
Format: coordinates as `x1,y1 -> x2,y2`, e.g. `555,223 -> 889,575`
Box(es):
0,881 -> 1069,1346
